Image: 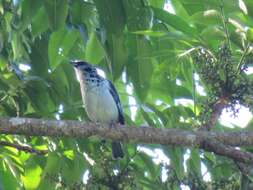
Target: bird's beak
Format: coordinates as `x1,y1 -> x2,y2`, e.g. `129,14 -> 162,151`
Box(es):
70,60 -> 78,67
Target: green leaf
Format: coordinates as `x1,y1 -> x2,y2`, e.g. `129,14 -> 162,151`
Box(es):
21,0 -> 42,29
200,25 -> 226,41
178,0 -> 239,15
71,0 -> 96,25
30,37 -> 50,77
152,7 -> 197,36
244,0 -> 253,18
11,33 -> 23,60
149,60 -> 192,105
164,147 -> 185,180
190,10 -> 222,26
180,59 -> 193,90
43,152 -> 61,175
149,0 -> 165,8
106,34 -> 128,80
140,107 -> 155,126
138,152 -> 159,179
44,0 -> 68,31
48,28 -> 81,70
31,7 -> 49,37
171,0 -> 190,19
61,154 -> 86,184
94,0 -> 125,35
177,0 -> 204,15
123,0 -> 153,31
0,160 -> 19,190
85,32 -> 105,64
24,79 -> 55,115
246,28 -> 253,42
187,149 -> 201,177
22,159 -> 42,190
48,65 -> 70,105
37,180 -> 55,190
127,36 -> 153,100
145,103 -> 168,126
131,30 -> 167,37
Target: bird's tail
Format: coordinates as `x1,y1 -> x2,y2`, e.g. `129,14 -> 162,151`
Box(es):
112,141 -> 124,159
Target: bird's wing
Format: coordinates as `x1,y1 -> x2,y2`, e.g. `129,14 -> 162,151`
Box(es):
108,80 -> 125,124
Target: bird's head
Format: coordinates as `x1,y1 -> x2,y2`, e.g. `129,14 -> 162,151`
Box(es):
70,60 -> 97,75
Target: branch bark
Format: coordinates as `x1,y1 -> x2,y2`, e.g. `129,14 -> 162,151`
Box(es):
1,117 -> 253,163
204,98 -> 228,130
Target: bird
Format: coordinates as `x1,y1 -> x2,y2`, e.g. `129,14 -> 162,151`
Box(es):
70,60 -> 124,159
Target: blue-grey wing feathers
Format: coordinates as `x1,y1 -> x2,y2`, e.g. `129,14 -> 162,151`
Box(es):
108,80 -> 124,159
108,80 -> 125,125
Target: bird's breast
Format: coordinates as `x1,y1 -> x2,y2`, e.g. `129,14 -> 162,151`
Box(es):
83,83 -> 119,124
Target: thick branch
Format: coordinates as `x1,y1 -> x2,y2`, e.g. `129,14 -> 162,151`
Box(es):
204,98 -> 227,130
202,137 -> 253,164
1,117 -> 253,163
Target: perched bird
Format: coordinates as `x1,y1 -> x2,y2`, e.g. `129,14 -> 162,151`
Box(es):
70,60 -> 124,159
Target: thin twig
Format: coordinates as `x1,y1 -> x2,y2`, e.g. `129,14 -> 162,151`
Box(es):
0,140 -> 48,155
236,43 -> 251,73
220,0 -> 231,49
192,71 -> 196,115
0,94 -> 9,103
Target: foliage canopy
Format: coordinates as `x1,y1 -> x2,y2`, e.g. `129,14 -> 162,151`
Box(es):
0,0 -> 253,189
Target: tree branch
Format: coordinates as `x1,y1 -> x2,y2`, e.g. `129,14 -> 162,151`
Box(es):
204,98 -> 228,130
202,137 -> 253,164
0,141 -> 48,155
1,117 -> 253,163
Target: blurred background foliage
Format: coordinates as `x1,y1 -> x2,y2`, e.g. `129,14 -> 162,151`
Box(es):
0,0 -> 253,189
